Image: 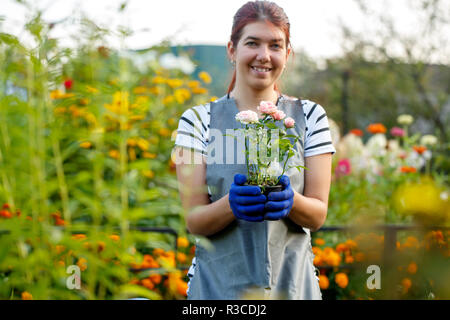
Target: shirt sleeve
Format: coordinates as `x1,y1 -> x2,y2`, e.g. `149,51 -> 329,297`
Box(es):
174,106 -> 208,156
303,101 -> 336,157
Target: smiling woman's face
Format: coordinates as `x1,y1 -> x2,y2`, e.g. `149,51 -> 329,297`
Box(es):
228,20 -> 290,92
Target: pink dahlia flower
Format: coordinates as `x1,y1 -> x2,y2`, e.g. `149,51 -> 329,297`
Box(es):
284,117 -> 295,128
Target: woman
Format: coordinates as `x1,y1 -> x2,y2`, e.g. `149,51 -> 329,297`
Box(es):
174,1 -> 335,299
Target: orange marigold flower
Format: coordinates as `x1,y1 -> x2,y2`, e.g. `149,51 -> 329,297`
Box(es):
335,272 -> 349,289
153,248 -> 165,256
412,145 -> 427,155
77,258 -> 88,271
336,243 -> 348,253
407,262 -> 418,275
2,203 -> 10,209
142,152 -> 157,159
319,275 -> 329,290
150,274 -> 162,285
177,237 -> 189,248
21,291 -> 33,300
366,123 -> 387,134
176,278 -> 188,296
176,252 -> 187,264
80,141 -> 92,149
141,278 -> 155,290
109,234 -> 120,241
345,255 -> 354,264
108,149 -> 120,159
72,234 -> 87,240
345,239 -> 358,250
401,278 -> 412,294
314,238 -> 325,246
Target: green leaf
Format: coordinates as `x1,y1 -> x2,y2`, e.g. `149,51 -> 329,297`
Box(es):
116,284 -> 162,300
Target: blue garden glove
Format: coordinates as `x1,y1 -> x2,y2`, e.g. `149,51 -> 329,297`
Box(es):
264,175 -> 294,220
229,174 -> 266,222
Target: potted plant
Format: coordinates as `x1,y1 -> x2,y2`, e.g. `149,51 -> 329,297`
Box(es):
233,101 -> 307,196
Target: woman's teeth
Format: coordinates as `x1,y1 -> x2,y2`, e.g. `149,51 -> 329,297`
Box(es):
251,66 -> 271,72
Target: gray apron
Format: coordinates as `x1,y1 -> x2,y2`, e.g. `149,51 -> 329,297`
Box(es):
187,95 -> 322,300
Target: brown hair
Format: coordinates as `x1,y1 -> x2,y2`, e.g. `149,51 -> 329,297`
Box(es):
227,1 -> 292,94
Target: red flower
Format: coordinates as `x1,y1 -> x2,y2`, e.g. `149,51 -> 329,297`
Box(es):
349,129 -> 363,137
64,79 -> 73,90
366,123 -> 387,134
400,166 -> 417,173
412,145 -> 427,155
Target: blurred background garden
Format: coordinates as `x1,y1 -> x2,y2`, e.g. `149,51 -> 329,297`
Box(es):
0,0 -> 448,300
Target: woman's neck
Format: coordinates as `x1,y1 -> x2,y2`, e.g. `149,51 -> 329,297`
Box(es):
230,87 -> 280,112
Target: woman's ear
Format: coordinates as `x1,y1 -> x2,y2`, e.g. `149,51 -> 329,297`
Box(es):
227,41 -> 235,62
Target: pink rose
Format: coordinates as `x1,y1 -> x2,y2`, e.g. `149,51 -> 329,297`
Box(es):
258,101 -> 277,115
272,110 -> 286,121
284,117 -> 295,128
235,110 -> 259,124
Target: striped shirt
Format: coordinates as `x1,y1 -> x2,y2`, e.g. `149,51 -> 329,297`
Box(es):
173,95 -> 336,295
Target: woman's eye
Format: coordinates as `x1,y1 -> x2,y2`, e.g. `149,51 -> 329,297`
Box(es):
246,41 -> 257,46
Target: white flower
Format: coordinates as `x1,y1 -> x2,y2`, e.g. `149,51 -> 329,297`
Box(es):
235,110 -> 259,124
397,114 -> 414,125
420,134 -> 438,146
366,133 -> 387,156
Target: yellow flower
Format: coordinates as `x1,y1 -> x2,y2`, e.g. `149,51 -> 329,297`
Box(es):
86,85 -> 99,94
133,86 -> 147,95
127,138 -> 137,147
167,118 -> 177,126
50,90 -> 63,99
159,128 -> 172,137
335,272 -> 349,289
167,79 -> 183,88
21,291 -> 33,300
174,88 -> 191,104
187,80 -> 201,89
191,87 -> 208,95
163,95 -> 175,105
136,138 -> 150,151
80,141 -> 92,149
109,149 -> 120,159
129,114 -> 145,121
105,91 -> 129,114
198,71 -> 212,84
152,76 -> 166,85
210,96 -> 218,102
177,237 -> 189,248
148,86 -> 161,95
142,152 -> 157,159
142,170 -> 155,179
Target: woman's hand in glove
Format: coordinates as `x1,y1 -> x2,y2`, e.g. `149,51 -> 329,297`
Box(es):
264,175 -> 294,220
229,174 -> 266,222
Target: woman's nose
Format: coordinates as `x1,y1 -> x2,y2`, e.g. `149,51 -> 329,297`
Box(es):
256,45 -> 270,62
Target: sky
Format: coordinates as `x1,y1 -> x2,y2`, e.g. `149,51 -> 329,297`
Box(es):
0,0 -> 448,63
